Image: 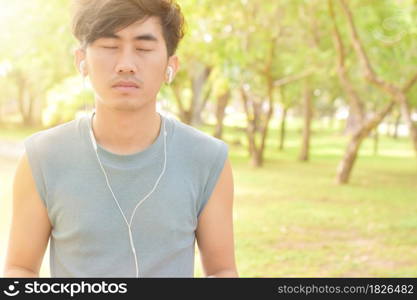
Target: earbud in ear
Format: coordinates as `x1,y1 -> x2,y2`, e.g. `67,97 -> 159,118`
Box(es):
80,60 -> 86,76
166,66 -> 173,84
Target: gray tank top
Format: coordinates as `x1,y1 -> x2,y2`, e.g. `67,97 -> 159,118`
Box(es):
23,112 -> 229,277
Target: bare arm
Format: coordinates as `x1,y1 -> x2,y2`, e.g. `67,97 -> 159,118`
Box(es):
3,153 -> 52,277
196,158 -> 239,278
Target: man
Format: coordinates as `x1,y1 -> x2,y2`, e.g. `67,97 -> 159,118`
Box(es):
4,0 -> 238,278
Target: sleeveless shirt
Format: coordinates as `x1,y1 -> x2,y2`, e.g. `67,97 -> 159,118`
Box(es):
23,112 -> 229,277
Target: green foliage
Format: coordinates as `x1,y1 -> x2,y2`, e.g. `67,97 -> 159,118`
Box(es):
0,0 -> 416,131
44,76 -> 94,126
0,0 -> 77,124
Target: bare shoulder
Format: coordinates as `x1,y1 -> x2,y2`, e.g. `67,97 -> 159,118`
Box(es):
198,156 -> 234,222
195,157 -> 238,276
4,152 -> 52,276
13,152 -> 45,207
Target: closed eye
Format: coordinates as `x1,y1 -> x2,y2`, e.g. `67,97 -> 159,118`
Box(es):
101,47 -> 152,52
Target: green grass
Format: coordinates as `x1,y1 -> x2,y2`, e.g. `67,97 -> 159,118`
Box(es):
1,119 -> 417,277
195,120 -> 417,277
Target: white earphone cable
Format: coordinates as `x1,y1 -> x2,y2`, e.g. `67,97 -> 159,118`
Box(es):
88,111 -> 167,278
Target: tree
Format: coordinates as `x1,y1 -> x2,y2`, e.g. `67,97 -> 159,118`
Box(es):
330,0 -> 417,184
0,0 -> 76,126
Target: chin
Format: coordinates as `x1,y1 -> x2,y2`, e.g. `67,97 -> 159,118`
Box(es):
112,100 -> 150,112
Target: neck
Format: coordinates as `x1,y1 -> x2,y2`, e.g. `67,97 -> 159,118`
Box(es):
91,105 -> 161,155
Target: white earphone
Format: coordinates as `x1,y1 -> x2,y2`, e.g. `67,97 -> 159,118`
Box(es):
167,66 -> 173,84
88,110 -> 168,277
80,60 -> 86,76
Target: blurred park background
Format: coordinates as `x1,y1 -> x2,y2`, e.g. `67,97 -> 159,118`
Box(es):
1,0 -> 417,277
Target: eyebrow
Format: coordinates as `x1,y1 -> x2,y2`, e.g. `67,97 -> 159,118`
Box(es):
100,33 -> 158,42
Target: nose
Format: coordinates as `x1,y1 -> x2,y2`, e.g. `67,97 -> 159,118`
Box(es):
115,48 -> 138,74
117,64 -> 136,74
116,63 -> 136,74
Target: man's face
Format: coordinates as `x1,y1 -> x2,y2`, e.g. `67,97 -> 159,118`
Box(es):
79,16 -> 177,112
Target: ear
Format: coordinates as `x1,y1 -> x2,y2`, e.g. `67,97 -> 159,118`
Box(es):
166,55 -> 179,83
74,47 -> 87,76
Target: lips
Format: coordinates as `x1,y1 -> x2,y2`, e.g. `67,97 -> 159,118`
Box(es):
112,81 -> 139,88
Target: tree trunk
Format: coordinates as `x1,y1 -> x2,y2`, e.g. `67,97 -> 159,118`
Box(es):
397,94 -> 417,154
299,83 -> 312,161
329,0 -> 365,135
23,93 -> 35,127
214,89 -> 230,139
240,87 -> 270,168
343,105 -> 364,135
191,66 -> 212,126
373,126 -> 379,156
258,101 -> 274,166
250,148 -> 263,167
252,101 -> 262,134
392,110 -> 401,139
171,66 -> 211,126
336,131 -> 364,184
255,76 -> 277,167
279,106 -> 288,151
241,87 -> 257,165
337,101 -> 394,184
197,83 -> 213,126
